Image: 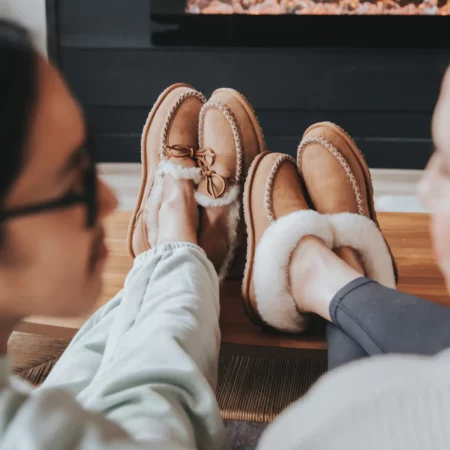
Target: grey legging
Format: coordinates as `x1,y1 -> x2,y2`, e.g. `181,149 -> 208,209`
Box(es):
326,277 -> 450,370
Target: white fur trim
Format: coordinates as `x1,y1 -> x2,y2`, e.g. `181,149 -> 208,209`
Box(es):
253,210 -> 334,333
146,171 -> 164,247
195,184 -> 240,208
329,213 -> 396,289
159,159 -> 203,184
195,185 -> 241,282
217,198 -> 241,283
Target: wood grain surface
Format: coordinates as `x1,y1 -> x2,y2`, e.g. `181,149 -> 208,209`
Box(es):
16,211 -> 450,353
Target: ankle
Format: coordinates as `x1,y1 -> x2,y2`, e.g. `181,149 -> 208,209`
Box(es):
156,176 -> 199,245
289,236 -> 329,314
198,205 -> 230,270
158,203 -> 198,245
335,247 -> 365,275
289,236 -> 362,321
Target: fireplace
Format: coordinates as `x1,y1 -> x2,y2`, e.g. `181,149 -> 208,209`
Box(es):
46,0 -> 447,170
151,0 -> 450,46
187,0 -> 447,14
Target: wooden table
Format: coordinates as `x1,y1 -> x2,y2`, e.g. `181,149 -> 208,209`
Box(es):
16,211 -> 450,356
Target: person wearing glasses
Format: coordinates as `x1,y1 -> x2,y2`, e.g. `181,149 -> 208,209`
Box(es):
1,19 -> 450,450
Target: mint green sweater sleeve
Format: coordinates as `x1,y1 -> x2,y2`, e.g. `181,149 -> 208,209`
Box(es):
1,243 -> 229,450
0,358 -> 147,449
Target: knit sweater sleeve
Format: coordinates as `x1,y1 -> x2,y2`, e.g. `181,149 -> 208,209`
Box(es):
0,358 -> 184,450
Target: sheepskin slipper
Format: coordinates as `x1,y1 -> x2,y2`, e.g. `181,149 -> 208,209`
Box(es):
127,83 -> 206,258
197,88 -> 265,282
242,152 -> 334,333
298,121 -> 398,287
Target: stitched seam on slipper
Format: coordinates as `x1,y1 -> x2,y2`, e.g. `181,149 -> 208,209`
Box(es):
159,90 -> 207,159
298,137 -> 365,216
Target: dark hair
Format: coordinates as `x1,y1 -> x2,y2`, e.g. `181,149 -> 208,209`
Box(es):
0,20 -> 38,212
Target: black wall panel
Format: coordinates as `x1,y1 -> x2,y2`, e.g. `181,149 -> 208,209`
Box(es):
49,0 -> 449,169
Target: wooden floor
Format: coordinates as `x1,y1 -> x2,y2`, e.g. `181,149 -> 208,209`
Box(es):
17,211 -> 450,355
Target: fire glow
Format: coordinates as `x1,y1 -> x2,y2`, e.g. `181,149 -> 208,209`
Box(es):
187,0 -> 448,15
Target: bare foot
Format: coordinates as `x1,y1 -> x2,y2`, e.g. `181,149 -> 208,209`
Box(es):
157,175 -> 199,245
198,205 -> 229,272
289,236 -> 362,321
335,247 -> 365,275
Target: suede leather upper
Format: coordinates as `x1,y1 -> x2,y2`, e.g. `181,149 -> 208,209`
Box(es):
298,122 -> 370,218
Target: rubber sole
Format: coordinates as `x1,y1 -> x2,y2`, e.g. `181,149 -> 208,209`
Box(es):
242,151 -> 273,325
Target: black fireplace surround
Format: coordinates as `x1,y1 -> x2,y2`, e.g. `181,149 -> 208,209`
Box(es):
47,0 -> 450,169
151,0 -> 450,48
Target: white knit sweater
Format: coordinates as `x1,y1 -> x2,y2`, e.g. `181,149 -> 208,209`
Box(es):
259,348 -> 450,449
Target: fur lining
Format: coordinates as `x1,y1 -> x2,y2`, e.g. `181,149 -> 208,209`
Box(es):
253,210 -> 334,333
329,213 -> 396,289
195,184 -> 240,208
159,159 -> 203,184
217,198 -> 241,283
146,171 -> 164,247
195,185 -> 241,282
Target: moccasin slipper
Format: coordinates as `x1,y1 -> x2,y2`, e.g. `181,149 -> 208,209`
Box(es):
242,152 -> 334,332
298,122 -> 398,288
197,88 -> 265,281
127,83 -> 206,257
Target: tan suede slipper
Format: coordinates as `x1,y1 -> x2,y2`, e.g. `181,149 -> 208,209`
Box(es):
242,152 -> 334,332
196,88 -> 265,282
298,121 -> 398,287
127,83 -> 206,257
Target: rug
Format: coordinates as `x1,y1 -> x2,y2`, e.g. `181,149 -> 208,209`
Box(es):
217,355 -> 327,423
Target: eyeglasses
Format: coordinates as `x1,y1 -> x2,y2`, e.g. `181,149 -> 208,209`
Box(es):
0,133 -> 98,228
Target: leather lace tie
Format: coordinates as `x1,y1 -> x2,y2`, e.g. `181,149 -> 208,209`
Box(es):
166,144 -> 230,199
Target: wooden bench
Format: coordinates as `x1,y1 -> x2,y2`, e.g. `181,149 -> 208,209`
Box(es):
16,211 -> 450,358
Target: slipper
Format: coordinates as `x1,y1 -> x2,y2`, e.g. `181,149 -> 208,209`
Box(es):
242,152 -> 334,332
298,121 -> 398,288
127,83 -> 206,257
197,88 -> 265,282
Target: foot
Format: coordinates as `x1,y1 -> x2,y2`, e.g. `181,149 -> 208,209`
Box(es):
335,247 -> 365,275
157,174 -> 199,245
198,205 -> 229,270
196,89 -> 265,281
